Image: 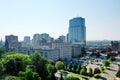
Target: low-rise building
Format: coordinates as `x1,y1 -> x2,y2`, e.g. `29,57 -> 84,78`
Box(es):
39,49 -> 59,61
17,47 -> 59,61
51,43 -> 72,60
71,44 -> 81,58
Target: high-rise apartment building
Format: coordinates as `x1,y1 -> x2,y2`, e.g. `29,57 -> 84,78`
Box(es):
5,35 -> 21,51
6,35 -> 18,43
68,17 -> 86,45
40,33 -> 50,43
55,35 -> 66,43
32,34 -> 40,48
23,36 -> 31,47
59,35 -> 66,42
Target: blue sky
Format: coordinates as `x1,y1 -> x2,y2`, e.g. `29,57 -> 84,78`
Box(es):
0,0 -> 120,41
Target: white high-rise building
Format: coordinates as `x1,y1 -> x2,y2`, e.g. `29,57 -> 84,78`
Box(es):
40,33 -> 50,42
32,34 -> 40,48
23,36 -> 31,47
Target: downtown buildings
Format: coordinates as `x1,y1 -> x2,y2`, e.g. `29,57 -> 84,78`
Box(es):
32,33 -> 54,48
4,17 -> 86,61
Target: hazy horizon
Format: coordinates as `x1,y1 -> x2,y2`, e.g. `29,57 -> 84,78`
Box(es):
0,0 -> 120,41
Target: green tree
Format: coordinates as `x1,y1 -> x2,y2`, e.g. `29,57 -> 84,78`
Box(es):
48,59 -> 55,65
102,60 -> 110,67
80,69 -> 86,75
31,52 -> 49,80
47,64 -> 53,74
0,47 -> 6,59
19,68 -> 41,80
64,76 -> 79,80
116,65 -> 120,78
81,47 -> 86,57
0,62 -> 4,77
107,53 -> 112,59
59,73 -> 64,80
76,64 -> 81,73
80,66 -> 87,75
1,53 -> 31,76
109,56 -> 116,62
47,64 -> 56,75
5,76 -> 21,80
31,52 -> 42,66
47,72 -> 56,80
4,58 -> 23,76
64,63 -> 68,70
88,68 -> 93,77
68,63 -> 73,71
82,66 -> 87,73
55,61 -> 64,70
94,68 -> 101,74
73,64 -> 77,71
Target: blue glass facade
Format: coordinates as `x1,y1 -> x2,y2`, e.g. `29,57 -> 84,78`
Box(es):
68,17 -> 86,45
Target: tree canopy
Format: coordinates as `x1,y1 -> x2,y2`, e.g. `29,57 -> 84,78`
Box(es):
55,61 -> 64,70
102,60 -> 110,67
64,76 -> 79,80
19,68 -> 41,80
1,53 -> 31,76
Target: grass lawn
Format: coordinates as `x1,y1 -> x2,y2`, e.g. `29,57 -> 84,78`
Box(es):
60,70 -> 90,80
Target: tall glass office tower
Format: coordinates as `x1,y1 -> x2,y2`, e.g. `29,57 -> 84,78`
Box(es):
68,17 -> 86,45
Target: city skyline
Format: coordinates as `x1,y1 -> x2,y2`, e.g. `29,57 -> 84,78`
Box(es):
0,0 -> 120,41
